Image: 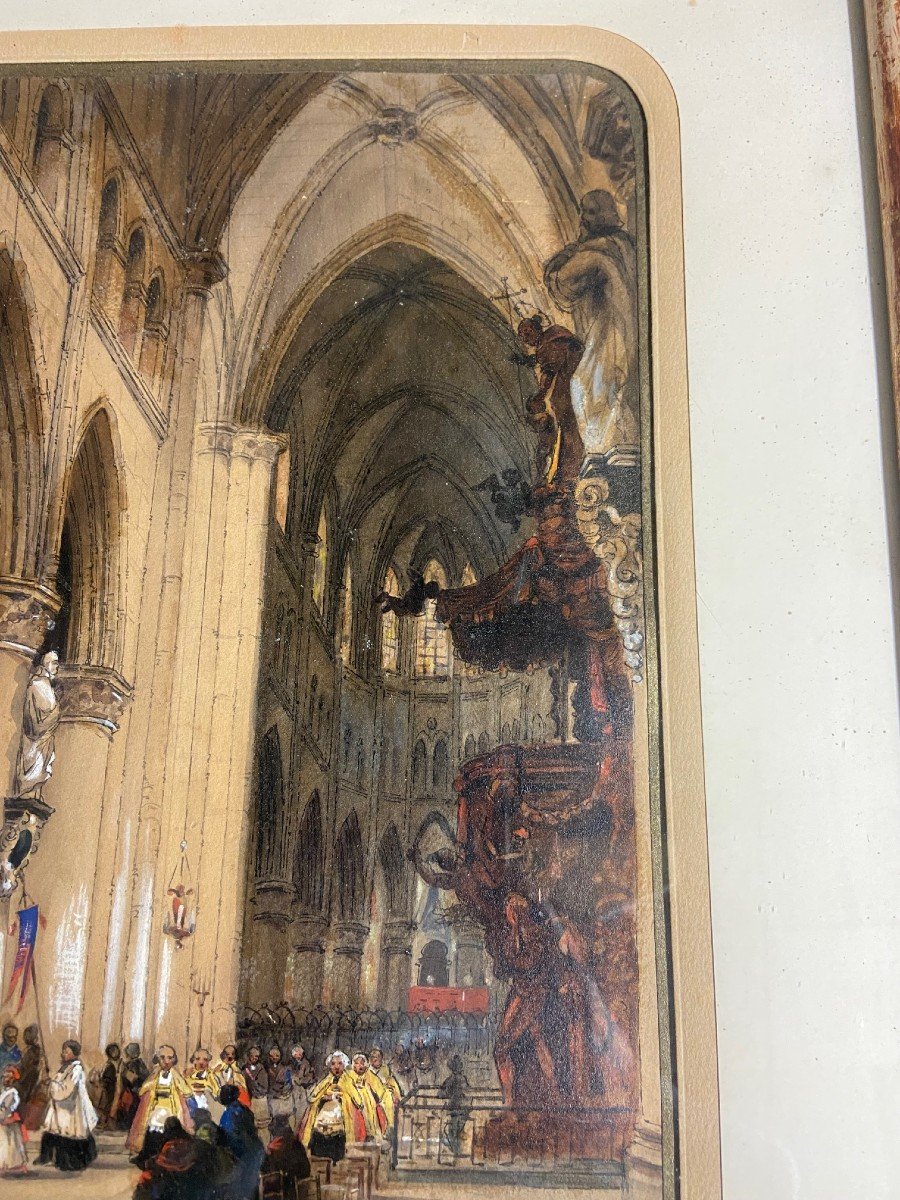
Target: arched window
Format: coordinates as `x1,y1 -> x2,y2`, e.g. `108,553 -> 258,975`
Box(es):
340,557 -> 353,665
501,722 -> 511,744
463,734 -> 476,761
418,939 -> 450,988
477,731 -> 490,754
0,249 -> 44,581
294,792 -> 324,911
334,812 -> 365,922
139,272 -> 167,378
414,560 -> 450,676
512,719 -> 521,742
458,564 -> 482,675
93,176 -> 121,311
0,80 -> 19,134
532,715 -> 545,742
32,84 -> 66,208
432,737 -> 449,794
145,273 -> 163,325
312,507 -> 327,614
55,409 -> 121,667
380,566 -> 400,672
255,728 -> 284,879
378,824 -> 407,918
412,739 -> 427,794
98,176 -> 119,241
118,227 -> 146,355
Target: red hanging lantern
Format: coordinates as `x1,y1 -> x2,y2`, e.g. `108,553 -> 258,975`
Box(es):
163,840 -> 195,949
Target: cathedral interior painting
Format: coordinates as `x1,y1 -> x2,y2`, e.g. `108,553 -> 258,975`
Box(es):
0,56 -> 682,1198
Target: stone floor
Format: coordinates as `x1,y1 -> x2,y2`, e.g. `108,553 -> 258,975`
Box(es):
0,1139 -> 618,1199
0,1157 -> 136,1198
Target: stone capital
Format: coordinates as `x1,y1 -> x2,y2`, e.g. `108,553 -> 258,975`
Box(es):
182,248 -> 228,294
381,920 -> 416,954
299,533 -> 321,561
0,578 -> 61,657
122,278 -> 148,304
97,233 -> 127,264
291,914 -> 329,954
332,920 -> 369,958
253,879 -> 294,927
56,664 -> 134,735
197,421 -> 286,465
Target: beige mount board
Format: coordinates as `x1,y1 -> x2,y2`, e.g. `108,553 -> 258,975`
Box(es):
0,23 -> 718,1200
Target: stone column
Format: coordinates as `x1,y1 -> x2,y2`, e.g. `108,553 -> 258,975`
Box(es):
0,581 -> 59,988
290,916 -> 328,1010
378,919 -> 416,1009
452,926 -> 486,987
330,921 -> 368,1007
26,665 -> 131,1046
115,251 -> 227,1055
146,421 -> 283,1056
244,880 -> 294,1008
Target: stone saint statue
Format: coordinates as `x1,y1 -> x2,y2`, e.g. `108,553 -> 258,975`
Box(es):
14,651 -> 60,800
543,189 -> 639,465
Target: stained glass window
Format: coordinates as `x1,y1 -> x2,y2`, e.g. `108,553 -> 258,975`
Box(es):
415,559 -> 450,676
381,567 -> 400,672
340,557 -> 352,664
312,507 -> 327,613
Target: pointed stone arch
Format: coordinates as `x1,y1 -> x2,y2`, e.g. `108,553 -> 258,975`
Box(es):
235,213 -> 546,428
31,81 -> 70,210
294,790 -> 324,912
333,810 -> 365,922
0,247 -> 47,580
254,726 -> 285,880
53,405 -> 125,670
378,822 -> 408,919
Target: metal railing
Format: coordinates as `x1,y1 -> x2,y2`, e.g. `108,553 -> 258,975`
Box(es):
392,1084 -> 634,1175
236,1005 -> 494,1073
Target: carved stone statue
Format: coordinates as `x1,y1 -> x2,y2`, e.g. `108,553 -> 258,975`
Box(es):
14,651 -> 60,800
544,189 -> 639,466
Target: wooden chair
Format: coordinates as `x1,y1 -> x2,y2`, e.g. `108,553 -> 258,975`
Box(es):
330,1156 -> 366,1200
259,1170 -> 322,1200
345,1148 -> 376,1199
309,1154 -> 333,1185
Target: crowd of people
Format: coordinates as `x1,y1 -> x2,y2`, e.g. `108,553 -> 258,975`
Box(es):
0,1025 -> 432,1197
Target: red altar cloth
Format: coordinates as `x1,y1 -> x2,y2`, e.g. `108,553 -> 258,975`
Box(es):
406,986 -> 490,1014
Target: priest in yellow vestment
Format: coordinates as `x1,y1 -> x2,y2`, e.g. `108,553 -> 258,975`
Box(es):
346,1052 -> 388,1138
300,1051 -> 368,1163
126,1045 -> 193,1161
367,1047 -> 401,1129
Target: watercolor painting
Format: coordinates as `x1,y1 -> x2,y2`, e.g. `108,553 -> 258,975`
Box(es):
0,39 -> 703,1199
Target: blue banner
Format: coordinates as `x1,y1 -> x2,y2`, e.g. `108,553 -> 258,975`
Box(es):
4,905 -> 38,1014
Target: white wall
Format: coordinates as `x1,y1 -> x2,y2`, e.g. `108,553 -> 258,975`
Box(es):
5,3 -> 899,1197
